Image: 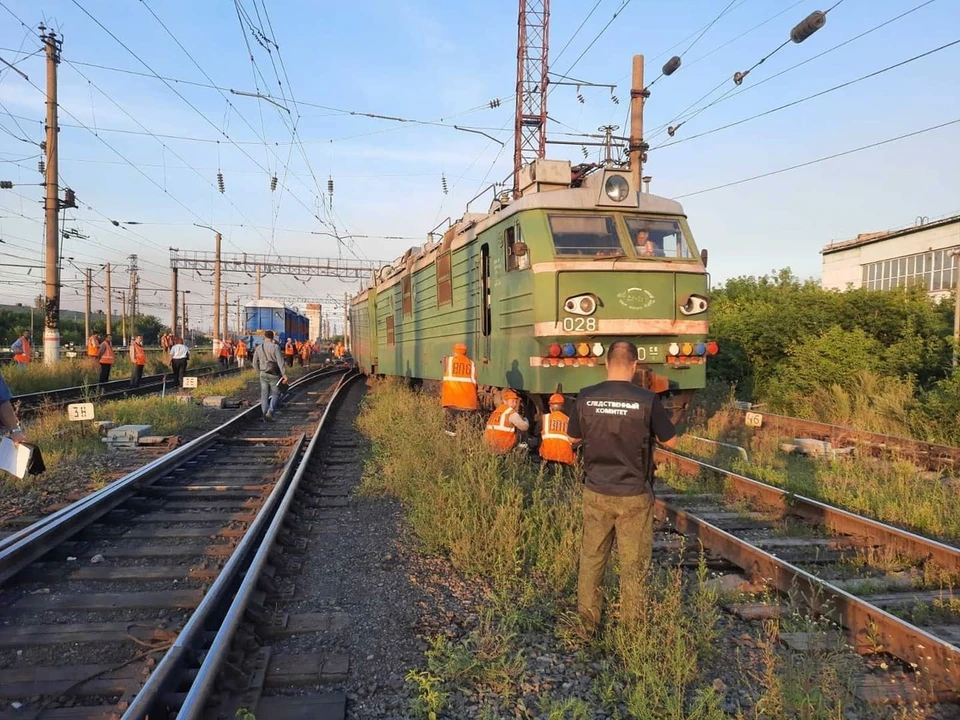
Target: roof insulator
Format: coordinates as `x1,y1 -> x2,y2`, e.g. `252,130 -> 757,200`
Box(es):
791,11 -> 826,43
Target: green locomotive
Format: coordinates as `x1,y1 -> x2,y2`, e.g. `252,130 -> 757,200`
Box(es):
348,158 -> 715,421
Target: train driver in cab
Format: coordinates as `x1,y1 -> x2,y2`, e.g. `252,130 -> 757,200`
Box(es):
634,229 -> 662,258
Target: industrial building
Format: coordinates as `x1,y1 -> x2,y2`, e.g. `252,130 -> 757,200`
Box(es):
821,214 -> 960,299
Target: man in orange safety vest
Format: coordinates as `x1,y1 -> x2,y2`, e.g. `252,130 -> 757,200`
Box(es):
87,333 -> 101,359
484,389 -> 530,453
441,342 -> 478,436
97,335 -> 115,384
129,335 -> 146,387
539,393 -> 577,467
10,331 -> 30,369
235,339 -> 248,369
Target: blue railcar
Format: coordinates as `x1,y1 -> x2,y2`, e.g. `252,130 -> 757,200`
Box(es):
243,299 -> 309,349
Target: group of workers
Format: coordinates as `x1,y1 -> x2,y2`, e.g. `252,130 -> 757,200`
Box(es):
440,342 -> 576,466
282,338 -> 317,367
216,338 -> 249,369
441,340 -> 677,634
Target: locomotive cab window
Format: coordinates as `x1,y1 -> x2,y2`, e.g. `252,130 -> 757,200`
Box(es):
625,217 -> 693,259
548,215 -> 623,257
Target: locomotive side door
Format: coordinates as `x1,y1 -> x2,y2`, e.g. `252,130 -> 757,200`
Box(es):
479,243 -> 492,361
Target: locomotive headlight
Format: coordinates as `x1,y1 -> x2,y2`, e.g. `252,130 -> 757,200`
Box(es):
564,294 -> 598,316
679,294 -> 709,316
604,174 -> 630,202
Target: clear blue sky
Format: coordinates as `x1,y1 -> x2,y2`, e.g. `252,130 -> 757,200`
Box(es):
1,0 -> 958,331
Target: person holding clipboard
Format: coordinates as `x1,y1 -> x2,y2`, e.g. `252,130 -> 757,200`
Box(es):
251,331 -> 288,422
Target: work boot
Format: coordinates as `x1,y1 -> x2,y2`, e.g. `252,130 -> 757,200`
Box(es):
264,412 -> 275,422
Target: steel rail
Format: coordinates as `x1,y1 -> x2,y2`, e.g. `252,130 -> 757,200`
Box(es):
656,450 -> 960,574
655,448 -> 960,697
0,366 -> 345,587
735,408 -> 960,470
121,370 -> 361,720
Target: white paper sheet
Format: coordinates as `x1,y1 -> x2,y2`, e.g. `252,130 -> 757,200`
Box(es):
0,437 -> 32,479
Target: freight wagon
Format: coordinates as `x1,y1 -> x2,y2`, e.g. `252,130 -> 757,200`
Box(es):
243,299 -> 309,349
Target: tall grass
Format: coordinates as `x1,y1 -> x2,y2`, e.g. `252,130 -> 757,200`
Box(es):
359,380 -> 725,718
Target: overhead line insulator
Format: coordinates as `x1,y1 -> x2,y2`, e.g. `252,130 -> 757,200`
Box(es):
662,56 -> 682,76
791,11 -> 826,44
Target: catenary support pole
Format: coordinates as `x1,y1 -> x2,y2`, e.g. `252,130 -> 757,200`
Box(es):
41,26 -> 61,365
105,262 -> 112,336
213,232 -> 221,348
629,54 -> 646,193
171,267 -> 178,338
84,267 -> 91,342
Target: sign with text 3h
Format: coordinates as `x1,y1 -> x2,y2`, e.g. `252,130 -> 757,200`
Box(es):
182,376 -> 199,389
68,403 -> 96,422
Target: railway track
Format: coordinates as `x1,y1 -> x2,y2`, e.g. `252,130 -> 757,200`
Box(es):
12,365 -> 241,417
0,365 -> 353,719
734,408 -> 960,472
653,448 -> 960,706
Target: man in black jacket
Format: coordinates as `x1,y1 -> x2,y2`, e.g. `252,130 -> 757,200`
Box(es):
567,340 -> 677,633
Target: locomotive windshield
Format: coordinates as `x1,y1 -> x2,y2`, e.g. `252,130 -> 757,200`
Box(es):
548,215 -> 623,257
625,217 -> 692,259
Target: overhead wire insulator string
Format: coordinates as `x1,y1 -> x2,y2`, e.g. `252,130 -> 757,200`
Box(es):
650,0 -> 925,142
651,38 -> 960,151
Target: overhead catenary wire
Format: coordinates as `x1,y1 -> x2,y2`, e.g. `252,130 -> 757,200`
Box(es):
673,116 -> 960,199
651,38 -> 960,151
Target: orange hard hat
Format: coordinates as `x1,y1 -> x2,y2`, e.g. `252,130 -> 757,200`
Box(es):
453,342 -> 468,354
549,393 -> 565,405
502,389 -> 519,401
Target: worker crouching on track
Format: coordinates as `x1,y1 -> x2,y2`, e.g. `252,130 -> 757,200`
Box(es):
441,342 -> 478,436
129,335 -> 146,387
253,330 -> 287,422
539,393 -> 577,468
567,340 -> 677,635
484,390 -> 529,453
97,335 -> 115,384
10,331 -> 30,370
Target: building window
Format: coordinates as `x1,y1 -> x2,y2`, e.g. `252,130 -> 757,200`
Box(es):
862,249 -> 958,292
386,316 -> 395,345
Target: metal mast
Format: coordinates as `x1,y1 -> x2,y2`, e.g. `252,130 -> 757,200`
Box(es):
513,0 -> 550,196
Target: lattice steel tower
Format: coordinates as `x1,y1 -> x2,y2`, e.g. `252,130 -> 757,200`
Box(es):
514,0 -> 550,195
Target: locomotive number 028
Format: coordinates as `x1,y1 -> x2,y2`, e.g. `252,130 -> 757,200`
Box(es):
561,317 -> 597,332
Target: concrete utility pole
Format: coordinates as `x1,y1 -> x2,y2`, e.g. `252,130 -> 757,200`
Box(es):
41,25 -> 61,365
214,232 -> 221,346
180,290 -> 188,338
255,265 -> 261,299
236,297 -> 240,336
171,267 -> 178,336
84,267 -> 92,341
343,292 -> 349,349
127,253 -> 138,333
223,289 -> 228,341
629,54 -> 647,192
105,262 -> 112,336
120,290 -> 126,345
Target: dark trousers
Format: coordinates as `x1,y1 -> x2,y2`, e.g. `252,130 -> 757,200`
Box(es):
130,364 -> 144,387
171,358 -> 188,387
443,407 -> 477,435
578,488 -> 654,632
98,362 -> 112,384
